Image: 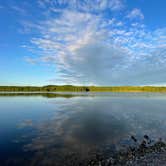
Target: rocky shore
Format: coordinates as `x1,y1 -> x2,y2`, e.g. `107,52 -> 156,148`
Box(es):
87,136 -> 166,166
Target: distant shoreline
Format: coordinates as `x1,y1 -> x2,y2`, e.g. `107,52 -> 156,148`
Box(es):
1,85 -> 166,92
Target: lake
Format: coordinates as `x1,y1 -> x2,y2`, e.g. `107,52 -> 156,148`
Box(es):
0,92 -> 166,165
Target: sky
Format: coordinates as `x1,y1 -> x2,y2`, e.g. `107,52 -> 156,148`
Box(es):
0,0 -> 166,86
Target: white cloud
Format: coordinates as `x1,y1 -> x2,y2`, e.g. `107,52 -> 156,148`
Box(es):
108,0 -> 124,11
126,8 -> 144,20
23,1 -> 166,85
37,0 -> 124,12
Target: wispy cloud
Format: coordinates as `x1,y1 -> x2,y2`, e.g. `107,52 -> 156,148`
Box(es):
11,5 -> 27,15
25,57 -> 37,65
126,8 -> 144,20
0,5 -> 4,9
22,0 -> 166,85
37,0 -> 124,12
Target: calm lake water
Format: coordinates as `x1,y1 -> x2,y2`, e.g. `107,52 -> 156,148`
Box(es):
0,92 -> 166,165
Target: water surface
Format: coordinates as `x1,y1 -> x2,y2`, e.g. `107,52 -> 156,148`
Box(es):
0,92 -> 166,165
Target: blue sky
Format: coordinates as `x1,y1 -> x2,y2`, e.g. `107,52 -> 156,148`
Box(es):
0,0 -> 166,86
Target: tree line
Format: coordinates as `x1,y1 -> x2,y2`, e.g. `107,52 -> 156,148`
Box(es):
1,85 -> 166,92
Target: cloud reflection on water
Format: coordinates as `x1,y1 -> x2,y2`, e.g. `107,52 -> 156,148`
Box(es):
17,95 -> 166,165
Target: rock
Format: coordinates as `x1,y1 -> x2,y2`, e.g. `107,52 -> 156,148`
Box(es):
131,135 -> 137,142
144,135 -> 149,140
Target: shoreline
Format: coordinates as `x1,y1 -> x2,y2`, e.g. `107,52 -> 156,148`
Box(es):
81,136 -> 166,166
1,85 -> 166,93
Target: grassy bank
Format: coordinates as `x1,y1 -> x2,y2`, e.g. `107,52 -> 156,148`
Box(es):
1,85 -> 166,92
